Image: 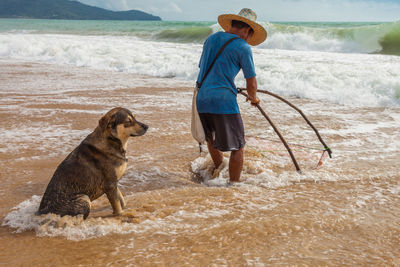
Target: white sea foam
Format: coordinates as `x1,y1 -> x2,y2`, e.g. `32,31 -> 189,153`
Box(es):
0,33 -> 202,80
2,194 -> 242,241
2,195 -> 151,240
3,175 -> 399,241
1,33 -> 399,107
190,151 -> 337,189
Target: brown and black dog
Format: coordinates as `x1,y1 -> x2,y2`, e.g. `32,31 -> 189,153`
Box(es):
37,107 -> 148,219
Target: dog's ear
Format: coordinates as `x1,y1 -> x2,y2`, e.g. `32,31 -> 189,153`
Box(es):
98,114 -> 116,131
99,116 -> 108,131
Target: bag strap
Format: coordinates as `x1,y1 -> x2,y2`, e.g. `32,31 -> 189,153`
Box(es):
196,37 -> 239,89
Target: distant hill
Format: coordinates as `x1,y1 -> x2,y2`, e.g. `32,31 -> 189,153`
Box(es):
0,0 -> 162,20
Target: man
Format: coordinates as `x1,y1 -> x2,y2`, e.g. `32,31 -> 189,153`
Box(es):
196,8 -> 267,182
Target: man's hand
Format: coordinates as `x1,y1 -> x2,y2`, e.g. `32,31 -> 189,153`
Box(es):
246,96 -> 260,106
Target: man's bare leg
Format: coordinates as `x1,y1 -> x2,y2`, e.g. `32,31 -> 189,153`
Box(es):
229,148 -> 244,182
207,139 -> 223,169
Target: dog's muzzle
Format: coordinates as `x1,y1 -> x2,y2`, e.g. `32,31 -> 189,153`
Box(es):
131,122 -> 148,136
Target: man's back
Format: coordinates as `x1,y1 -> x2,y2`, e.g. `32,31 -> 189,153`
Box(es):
196,31 -> 256,114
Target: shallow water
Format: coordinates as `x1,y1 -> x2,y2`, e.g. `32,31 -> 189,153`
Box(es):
1,60 -> 400,265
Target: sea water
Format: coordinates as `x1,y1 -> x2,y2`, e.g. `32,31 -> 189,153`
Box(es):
1,19 -> 400,265
1,19 -> 400,106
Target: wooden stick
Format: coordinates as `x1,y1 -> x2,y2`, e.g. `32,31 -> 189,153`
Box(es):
238,88 -> 332,158
238,91 -> 301,173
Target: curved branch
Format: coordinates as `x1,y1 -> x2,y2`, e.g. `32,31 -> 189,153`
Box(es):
238,88 -> 332,158
239,91 -> 301,173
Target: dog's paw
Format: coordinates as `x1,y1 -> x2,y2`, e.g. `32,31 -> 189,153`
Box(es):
112,210 -> 123,216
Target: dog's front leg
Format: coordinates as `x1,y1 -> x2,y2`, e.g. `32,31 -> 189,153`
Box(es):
117,187 -> 126,209
105,182 -> 123,215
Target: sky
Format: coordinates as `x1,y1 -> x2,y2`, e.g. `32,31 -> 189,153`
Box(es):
76,0 -> 400,22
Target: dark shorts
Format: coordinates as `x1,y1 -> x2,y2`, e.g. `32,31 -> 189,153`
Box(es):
199,113 -> 245,152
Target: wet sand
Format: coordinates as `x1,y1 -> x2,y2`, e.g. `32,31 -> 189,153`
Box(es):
1,60 -> 400,266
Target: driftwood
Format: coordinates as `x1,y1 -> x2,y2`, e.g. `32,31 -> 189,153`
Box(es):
238,88 -> 333,172
239,88 -> 332,158
238,90 -> 301,173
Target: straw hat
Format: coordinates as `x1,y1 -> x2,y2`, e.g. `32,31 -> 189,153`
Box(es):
218,8 -> 267,46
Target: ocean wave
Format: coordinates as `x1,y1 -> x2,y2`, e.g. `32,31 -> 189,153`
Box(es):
146,21 -> 400,56
152,26 -> 213,43
1,31 -> 399,107
2,20 -> 400,55
379,22 -> 400,55
262,21 -> 400,55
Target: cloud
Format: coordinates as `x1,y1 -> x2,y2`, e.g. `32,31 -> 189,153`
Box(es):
145,2 -> 183,16
170,2 -> 183,14
76,0 -> 400,21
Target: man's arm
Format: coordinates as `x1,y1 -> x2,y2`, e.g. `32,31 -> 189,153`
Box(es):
246,76 -> 260,105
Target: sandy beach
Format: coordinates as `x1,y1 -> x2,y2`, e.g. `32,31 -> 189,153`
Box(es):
1,59 -> 399,265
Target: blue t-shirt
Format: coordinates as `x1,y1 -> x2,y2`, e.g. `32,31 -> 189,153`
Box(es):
196,32 -> 256,114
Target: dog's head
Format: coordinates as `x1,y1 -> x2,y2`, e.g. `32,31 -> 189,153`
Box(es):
98,107 -> 148,142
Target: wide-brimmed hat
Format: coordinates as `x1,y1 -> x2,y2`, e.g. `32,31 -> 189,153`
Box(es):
218,8 -> 267,46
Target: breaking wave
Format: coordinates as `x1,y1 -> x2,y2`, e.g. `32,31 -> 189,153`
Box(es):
153,26 -> 213,43
262,21 -> 400,55
149,21 -> 400,55
1,19 -> 400,55
1,19 -> 400,107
